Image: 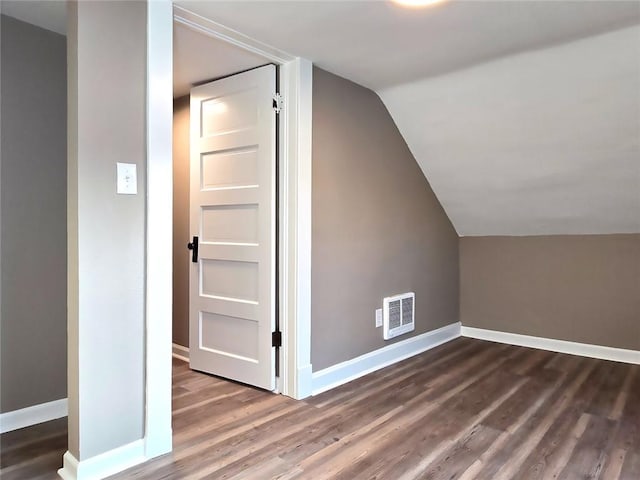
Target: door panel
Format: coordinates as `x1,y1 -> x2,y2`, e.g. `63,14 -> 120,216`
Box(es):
189,65 -> 276,390
201,148 -> 259,190
200,204 -> 259,244
201,89 -> 258,136
201,259 -> 259,301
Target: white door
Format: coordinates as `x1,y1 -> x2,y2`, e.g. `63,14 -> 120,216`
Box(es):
189,65 -> 277,391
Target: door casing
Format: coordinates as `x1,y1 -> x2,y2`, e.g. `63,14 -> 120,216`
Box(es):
144,1 -> 313,460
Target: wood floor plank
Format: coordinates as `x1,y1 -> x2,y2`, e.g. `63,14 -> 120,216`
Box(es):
0,417 -> 67,454
557,413 -> 616,480
612,364 -> 640,452
310,339 -> 489,411
459,374 -> 561,480
0,450 -> 63,480
620,451 -> 640,480
587,361 -> 631,418
609,372 -> 634,421
470,356 -> 596,479
602,447 -> 627,480
295,344 -> 521,480
415,424 -> 503,480
511,347 -> 557,376
481,375 -> 556,432
2,338 -> 637,480
390,383 -> 524,480
0,430 -> 67,468
514,408 -> 588,479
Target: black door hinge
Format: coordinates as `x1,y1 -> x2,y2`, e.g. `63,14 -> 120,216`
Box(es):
272,331 -> 282,348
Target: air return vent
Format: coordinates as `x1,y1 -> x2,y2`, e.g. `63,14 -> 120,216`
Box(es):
383,292 -> 415,340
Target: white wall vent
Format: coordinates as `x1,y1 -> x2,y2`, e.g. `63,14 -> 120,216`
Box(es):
383,292 -> 415,340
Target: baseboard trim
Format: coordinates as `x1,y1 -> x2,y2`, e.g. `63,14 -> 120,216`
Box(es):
461,326 -> 640,365
172,343 -> 189,363
295,364 -> 313,400
58,439 -> 146,480
0,398 -> 68,434
311,322 -> 461,395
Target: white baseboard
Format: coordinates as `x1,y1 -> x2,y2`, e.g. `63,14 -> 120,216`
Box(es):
461,326 -> 640,365
295,364 -> 313,399
172,343 -> 189,362
311,322 -> 461,395
144,425 -> 173,460
0,398 -> 68,434
58,439 -> 146,480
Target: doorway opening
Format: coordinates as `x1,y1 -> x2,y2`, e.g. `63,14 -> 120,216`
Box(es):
146,2 -> 313,461
172,17 -> 280,390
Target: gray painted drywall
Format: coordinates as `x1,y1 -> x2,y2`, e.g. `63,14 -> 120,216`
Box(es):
67,0 -> 146,460
311,68 -> 459,371
381,26 -> 640,237
460,234 -> 640,350
172,69 -> 460,369
0,15 -> 67,414
173,96 -> 190,348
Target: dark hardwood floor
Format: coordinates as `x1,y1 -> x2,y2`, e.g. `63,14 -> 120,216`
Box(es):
0,416 -> 67,480
2,338 -> 639,479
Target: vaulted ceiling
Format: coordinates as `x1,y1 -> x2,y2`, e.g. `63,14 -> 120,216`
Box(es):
5,0 -> 640,236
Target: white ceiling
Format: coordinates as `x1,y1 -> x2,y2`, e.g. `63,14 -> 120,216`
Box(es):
7,0 -> 640,235
175,1 -> 640,91
173,22 -> 267,97
1,0 -> 66,35
0,1 -> 268,98
380,25 -> 640,236
177,0 -> 640,236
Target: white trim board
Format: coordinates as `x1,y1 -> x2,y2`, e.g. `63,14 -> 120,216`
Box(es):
144,0 -> 174,462
142,7 -> 313,477
311,322 -> 461,396
279,57 -> 313,400
0,398 -> 68,434
173,6 -> 294,64
172,343 -> 190,362
162,5 -> 313,400
461,326 -> 640,365
58,440 -> 145,480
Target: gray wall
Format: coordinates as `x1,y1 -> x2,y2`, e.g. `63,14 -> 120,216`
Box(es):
312,68 -> 460,371
171,69 -> 461,369
67,0 -> 146,459
460,234 -> 640,350
173,96 -> 190,347
1,15 -> 67,414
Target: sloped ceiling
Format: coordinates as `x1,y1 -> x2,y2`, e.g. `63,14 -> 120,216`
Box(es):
380,25 -> 640,236
176,1 -> 640,236
6,0 -> 639,235
0,0 -> 66,35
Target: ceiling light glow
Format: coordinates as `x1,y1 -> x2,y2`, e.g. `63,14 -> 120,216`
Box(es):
392,0 -> 447,7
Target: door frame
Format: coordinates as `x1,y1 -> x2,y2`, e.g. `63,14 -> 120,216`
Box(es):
144,2 -> 313,459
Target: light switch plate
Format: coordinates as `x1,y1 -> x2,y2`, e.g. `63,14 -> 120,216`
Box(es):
117,162 -> 137,195
375,308 -> 383,328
